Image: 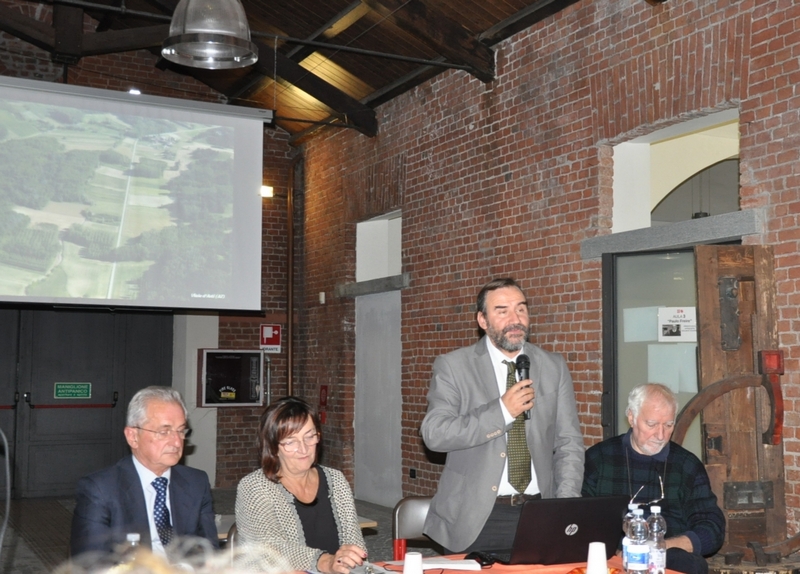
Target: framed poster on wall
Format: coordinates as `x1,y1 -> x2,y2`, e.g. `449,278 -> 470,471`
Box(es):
200,349 -> 264,407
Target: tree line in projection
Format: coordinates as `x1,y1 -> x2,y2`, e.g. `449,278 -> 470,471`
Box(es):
0,136 -> 95,272
66,147 -> 234,301
0,137 -> 97,209
0,132 -> 235,300
0,203 -> 57,272
128,147 -> 235,301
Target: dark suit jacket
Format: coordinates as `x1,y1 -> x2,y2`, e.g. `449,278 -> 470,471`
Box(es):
70,455 -> 219,556
420,338 -> 585,551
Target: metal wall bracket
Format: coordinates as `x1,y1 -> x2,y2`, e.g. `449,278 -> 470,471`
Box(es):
723,480 -> 774,510
719,276 -> 741,351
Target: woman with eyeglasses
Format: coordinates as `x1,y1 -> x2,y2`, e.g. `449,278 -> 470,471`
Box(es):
235,396 -> 367,574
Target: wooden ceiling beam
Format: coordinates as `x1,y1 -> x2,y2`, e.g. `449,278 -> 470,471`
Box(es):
286,1 -> 370,63
362,0 -> 494,82
229,40 -> 377,137
81,25 -> 170,55
479,0 -> 581,46
53,5 -> 84,64
140,0 -> 179,13
0,5 -> 167,57
0,5 -> 55,52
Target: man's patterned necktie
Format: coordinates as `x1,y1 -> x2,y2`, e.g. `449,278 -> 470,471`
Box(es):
504,360 -> 532,493
152,476 -> 173,546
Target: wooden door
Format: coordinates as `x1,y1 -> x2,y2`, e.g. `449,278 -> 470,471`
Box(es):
694,245 -> 785,556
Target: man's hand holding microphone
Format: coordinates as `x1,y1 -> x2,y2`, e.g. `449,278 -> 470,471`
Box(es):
502,354 -> 534,419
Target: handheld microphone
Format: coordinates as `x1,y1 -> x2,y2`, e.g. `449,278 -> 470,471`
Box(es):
516,354 -> 531,420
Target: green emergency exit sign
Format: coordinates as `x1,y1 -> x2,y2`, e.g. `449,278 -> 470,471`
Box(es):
54,383 -> 92,399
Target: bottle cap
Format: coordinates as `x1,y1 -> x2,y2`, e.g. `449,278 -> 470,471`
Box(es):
628,503 -> 639,510
651,505 -> 661,514
633,508 -> 643,515
126,533 -> 141,543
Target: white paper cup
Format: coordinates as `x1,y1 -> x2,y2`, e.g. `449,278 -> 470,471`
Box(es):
586,541 -> 607,574
403,552 -> 423,574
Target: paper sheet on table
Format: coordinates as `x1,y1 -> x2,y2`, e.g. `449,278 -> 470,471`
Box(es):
383,558 -> 481,570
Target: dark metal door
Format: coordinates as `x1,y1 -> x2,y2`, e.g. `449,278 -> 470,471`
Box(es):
16,310 -> 120,497
0,310 -> 20,496
0,308 -> 173,498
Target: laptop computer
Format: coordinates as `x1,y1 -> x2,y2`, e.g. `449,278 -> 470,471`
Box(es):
480,495 -> 629,565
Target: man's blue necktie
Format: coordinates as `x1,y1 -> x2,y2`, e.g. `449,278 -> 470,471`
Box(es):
152,477 -> 173,546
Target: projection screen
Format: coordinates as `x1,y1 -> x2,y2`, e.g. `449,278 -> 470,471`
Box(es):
0,76 -> 269,311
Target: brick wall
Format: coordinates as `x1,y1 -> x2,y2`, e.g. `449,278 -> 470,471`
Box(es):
298,0 -> 800,534
5,0 -> 800,534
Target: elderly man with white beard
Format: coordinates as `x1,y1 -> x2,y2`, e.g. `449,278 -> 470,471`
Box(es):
581,383 -> 725,574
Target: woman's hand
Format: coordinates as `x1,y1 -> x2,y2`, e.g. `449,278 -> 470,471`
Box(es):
317,545 -> 368,574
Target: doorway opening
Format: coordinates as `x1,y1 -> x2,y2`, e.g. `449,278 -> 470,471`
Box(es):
353,211 -> 403,507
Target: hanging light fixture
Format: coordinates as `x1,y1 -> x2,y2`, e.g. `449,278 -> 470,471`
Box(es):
161,0 -> 258,70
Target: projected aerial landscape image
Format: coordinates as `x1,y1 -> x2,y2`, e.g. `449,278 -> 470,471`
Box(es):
0,99 -> 235,305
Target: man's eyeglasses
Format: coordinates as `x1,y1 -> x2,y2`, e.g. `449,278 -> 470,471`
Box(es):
630,475 -> 664,506
134,427 -> 192,440
279,432 -> 320,452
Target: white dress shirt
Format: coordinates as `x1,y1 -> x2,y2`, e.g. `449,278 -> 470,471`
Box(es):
131,456 -> 173,557
485,338 -> 540,496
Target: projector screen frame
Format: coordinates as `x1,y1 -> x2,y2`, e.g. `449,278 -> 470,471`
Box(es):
0,76 -> 271,312
0,76 -> 274,124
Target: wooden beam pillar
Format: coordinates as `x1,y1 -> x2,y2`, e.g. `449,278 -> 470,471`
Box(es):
53,5 -> 84,65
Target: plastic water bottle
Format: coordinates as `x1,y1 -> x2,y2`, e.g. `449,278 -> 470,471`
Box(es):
118,532 -> 141,564
626,508 -> 649,574
621,503 -> 639,571
647,506 -> 667,574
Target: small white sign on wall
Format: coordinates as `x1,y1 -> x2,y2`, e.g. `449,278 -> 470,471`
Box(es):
657,307 -> 697,342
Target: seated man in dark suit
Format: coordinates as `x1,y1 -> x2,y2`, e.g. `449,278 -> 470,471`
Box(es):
70,386 -> 218,557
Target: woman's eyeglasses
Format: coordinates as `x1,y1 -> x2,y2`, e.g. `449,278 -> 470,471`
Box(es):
630,475 -> 664,506
279,432 -> 320,452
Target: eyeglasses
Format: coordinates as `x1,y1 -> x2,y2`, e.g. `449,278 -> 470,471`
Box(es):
630,475 -> 664,506
279,432 -> 320,452
134,427 -> 192,440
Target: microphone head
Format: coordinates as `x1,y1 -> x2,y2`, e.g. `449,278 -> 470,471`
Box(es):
516,354 -> 530,370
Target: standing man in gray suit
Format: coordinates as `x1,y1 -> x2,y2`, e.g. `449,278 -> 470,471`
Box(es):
421,278 -> 585,553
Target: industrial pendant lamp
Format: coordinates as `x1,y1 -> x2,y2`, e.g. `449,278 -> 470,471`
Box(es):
161,0 -> 258,70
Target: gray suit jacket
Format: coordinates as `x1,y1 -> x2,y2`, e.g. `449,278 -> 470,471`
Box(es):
70,455 -> 219,556
420,337 -> 585,551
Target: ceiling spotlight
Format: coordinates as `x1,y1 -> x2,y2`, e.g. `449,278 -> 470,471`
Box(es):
161,0 -> 258,70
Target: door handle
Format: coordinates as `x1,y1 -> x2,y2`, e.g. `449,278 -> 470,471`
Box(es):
0,392 -> 19,410
23,391 -> 118,409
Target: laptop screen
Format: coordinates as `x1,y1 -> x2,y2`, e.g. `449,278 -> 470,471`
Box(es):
504,495 -> 629,565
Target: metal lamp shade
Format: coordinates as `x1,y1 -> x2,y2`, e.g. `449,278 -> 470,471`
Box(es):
161,0 -> 258,69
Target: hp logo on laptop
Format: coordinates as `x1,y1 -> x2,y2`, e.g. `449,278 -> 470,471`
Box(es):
565,524 -> 579,536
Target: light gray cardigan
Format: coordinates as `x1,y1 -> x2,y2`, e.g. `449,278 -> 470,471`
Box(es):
235,465 -> 366,570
